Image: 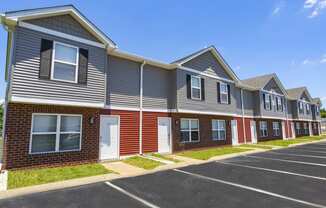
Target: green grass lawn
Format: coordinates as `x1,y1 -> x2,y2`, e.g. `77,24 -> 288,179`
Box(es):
258,136 -> 325,147
8,163 -> 111,189
149,153 -> 181,163
177,147 -> 253,160
240,144 -> 274,150
123,156 -> 163,170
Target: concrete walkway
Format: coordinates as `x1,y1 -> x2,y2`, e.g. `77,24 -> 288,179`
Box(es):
102,161 -> 144,177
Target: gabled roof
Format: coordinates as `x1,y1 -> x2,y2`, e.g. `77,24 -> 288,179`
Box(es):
0,5 -> 116,48
312,98 -> 321,105
241,73 -> 288,95
172,46 -> 240,81
286,87 -> 313,101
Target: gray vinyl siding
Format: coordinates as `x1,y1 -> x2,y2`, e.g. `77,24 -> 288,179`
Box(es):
182,51 -> 232,80
176,69 -> 238,113
287,100 -> 293,119
24,15 -> 100,42
242,89 -> 255,116
11,26 -> 106,104
263,79 -> 283,94
296,101 -> 313,120
107,55 -> 140,108
143,65 -> 175,110
258,91 -> 286,118
312,105 -> 321,121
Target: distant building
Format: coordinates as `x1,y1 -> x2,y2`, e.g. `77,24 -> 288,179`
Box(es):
322,118 -> 326,134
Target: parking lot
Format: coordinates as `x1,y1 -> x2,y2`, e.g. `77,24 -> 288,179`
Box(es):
1,141 -> 326,208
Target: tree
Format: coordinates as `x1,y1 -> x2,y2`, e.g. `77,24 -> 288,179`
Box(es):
321,108 -> 326,118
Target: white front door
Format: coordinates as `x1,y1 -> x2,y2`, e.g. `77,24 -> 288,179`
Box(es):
250,120 -> 257,144
231,120 -> 238,145
309,122 -> 313,136
99,116 -> 119,160
158,117 -> 171,153
291,122 -> 296,138
282,121 -> 286,139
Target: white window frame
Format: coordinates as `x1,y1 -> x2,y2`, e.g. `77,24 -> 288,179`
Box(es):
30,113 -> 82,154
180,118 -> 200,143
51,41 -> 79,83
212,119 -> 226,141
260,121 -> 268,137
299,102 -> 304,114
264,94 -> 271,111
220,82 -> 229,104
316,106 -> 320,115
190,75 -> 202,100
303,123 -> 309,134
306,103 -> 310,114
276,96 -> 282,112
272,122 -> 280,136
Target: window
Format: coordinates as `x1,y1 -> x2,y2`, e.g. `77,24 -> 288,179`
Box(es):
272,96 -> 276,110
303,123 -> 309,134
30,114 -> 82,154
191,76 -> 201,100
276,97 -> 283,112
260,121 -> 268,137
317,106 -> 320,115
272,122 -> 280,136
212,120 -> 226,141
51,42 -> 79,83
264,94 -> 271,110
306,104 -> 310,114
296,122 -> 301,135
299,102 -> 304,114
180,119 -> 199,142
220,83 -> 229,104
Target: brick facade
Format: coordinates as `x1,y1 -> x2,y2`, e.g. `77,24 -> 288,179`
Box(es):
255,118 -> 283,141
4,103 -> 101,170
171,113 -> 232,152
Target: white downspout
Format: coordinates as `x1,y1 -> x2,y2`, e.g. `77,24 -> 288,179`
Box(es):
139,61 -> 146,155
240,89 -> 246,144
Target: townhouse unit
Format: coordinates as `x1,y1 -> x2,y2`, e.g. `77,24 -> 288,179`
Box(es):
0,5 -> 322,170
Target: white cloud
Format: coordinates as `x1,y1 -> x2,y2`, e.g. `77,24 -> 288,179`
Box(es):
302,59 -> 312,65
304,0 -> 318,8
304,0 -> 326,18
235,66 -> 241,70
320,54 -> 326,63
0,99 -> 4,105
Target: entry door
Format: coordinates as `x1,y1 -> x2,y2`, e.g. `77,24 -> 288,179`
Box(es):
282,121 -> 286,139
158,117 -> 171,153
250,120 -> 257,144
99,116 -> 119,160
231,120 -> 238,145
291,122 -> 295,138
309,122 -> 313,136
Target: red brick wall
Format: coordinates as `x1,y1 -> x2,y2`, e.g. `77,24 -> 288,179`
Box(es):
4,103 -> 100,170
100,109 -> 140,156
171,113 -> 232,152
255,119 -> 283,141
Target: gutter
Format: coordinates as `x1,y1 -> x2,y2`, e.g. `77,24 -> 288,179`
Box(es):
139,61 -> 146,154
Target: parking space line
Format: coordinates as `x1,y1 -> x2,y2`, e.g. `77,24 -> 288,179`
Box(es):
268,152 -> 326,159
246,155 -> 326,167
295,147 -> 326,151
216,161 -> 326,181
105,182 -> 160,208
173,169 -> 326,208
282,149 -> 326,155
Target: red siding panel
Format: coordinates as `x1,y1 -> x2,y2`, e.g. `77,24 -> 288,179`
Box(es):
233,117 -> 244,144
142,112 -> 169,153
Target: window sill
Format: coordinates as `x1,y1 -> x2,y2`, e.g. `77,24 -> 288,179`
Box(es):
179,140 -> 200,144
29,149 -> 81,155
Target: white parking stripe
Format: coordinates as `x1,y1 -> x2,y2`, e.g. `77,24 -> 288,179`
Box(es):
246,155 -> 326,167
268,152 -> 326,159
216,161 -> 326,181
281,149 -> 326,155
295,147 -> 326,151
105,182 -> 160,208
173,169 -> 326,208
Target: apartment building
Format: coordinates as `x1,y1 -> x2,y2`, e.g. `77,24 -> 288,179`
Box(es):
0,5 -> 322,169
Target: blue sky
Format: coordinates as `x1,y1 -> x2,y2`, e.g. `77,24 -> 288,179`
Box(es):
0,0 -> 325,106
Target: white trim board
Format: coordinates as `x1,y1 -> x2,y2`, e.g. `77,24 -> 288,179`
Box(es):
178,66 -> 234,83
11,96 -> 104,108
18,22 -> 106,48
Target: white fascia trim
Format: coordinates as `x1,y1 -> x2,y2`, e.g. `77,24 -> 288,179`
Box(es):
176,109 -> 238,117
18,22 -> 106,49
11,96 -> 104,108
178,66 -> 235,83
5,6 -> 116,48
260,89 -> 285,97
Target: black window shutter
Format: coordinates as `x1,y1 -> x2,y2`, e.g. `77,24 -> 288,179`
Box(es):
276,97 -> 279,111
186,74 -> 191,99
217,82 -> 221,103
227,84 -> 231,104
78,48 -> 89,84
269,95 -> 272,110
39,39 -> 53,80
263,93 -> 266,109
201,78 -> 205,100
